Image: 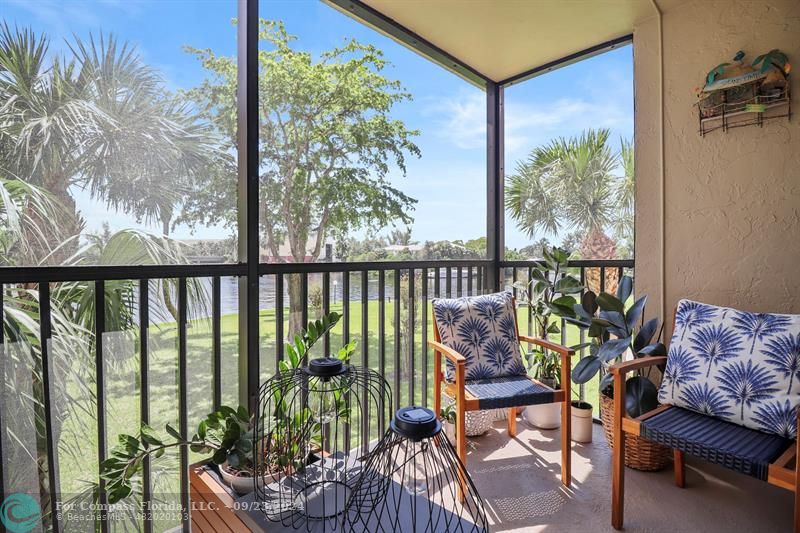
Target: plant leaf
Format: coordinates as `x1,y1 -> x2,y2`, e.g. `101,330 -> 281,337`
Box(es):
625,295 -> 647,330
596,337 -> 631,363
625,376 -> 659,417
596,292 -> 625,313
634,318 -> 659,352
616,276 -> 633,303
571,355 -> 602,384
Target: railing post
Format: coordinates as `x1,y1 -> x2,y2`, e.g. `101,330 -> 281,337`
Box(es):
486,81 -> 504,292
237,0 -> 259,412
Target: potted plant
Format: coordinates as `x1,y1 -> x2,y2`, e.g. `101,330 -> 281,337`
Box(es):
524,350 -> 562,429
514,246 -> 582,430
570,276 -> 671,469
101,313 -> 352,502
570,397 -> 594,443
440,403 -> 457,445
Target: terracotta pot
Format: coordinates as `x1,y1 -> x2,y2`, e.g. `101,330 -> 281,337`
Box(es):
571,401 -> 594,443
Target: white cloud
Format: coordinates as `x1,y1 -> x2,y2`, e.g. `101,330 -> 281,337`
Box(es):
428,89 -> 631,159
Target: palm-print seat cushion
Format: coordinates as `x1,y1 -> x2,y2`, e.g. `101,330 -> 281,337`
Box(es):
658,299 -> 800,438
432,292 -> 526,382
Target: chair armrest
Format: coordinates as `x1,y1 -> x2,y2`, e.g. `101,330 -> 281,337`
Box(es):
518,335 -> 574,359
428,340 -> 466,364
609,356 -> 668,376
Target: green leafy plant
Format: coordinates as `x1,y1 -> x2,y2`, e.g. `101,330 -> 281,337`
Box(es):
528,350 -> 562,388
513,246 -> 582,339
101,312 -> 350,504
570,275 -> 666,417
513,246 -> 582,385
440,403 -> 456,425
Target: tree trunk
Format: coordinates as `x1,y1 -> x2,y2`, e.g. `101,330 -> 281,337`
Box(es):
25,177 -> 81,265
286,273 -> 305,342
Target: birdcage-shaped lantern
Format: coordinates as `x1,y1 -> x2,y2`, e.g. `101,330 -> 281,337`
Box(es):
344,406 -> 489,532
253,356 -> 391,531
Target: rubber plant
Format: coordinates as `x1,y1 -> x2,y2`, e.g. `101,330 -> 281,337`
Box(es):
512,246 -> 582,386
570,275 -> 667,417
101,312 -> 352,504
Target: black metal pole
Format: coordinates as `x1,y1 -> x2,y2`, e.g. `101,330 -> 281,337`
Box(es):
139,280 -> 153,533
95,281 -> 109,533
237,0 -> 260,412
486,81 -> 504,292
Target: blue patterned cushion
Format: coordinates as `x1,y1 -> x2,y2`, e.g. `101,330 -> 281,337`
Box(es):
658,299 -> 800,438
432,292 -> 526,381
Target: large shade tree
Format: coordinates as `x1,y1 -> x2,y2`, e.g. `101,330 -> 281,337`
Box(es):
182,20 -> 420,332
505,128 -> 632,260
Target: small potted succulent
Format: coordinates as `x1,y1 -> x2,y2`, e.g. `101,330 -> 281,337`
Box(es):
101,313 -> 351,501
570,276 -> 670,469
440,403 -> 457,445
514,246 -> 582,430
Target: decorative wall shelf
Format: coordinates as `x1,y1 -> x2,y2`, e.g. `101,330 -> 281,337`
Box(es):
699,92 -> 791,136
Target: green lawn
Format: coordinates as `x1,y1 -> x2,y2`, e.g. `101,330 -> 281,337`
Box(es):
54,300 -> 599,530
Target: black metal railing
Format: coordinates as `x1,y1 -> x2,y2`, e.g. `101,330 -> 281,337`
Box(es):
0,258 -> 630,532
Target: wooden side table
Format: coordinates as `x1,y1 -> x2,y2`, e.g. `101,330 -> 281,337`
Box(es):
189,463 -> 254,532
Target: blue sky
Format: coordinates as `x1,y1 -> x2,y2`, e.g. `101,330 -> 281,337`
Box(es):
4,0 -> 633,250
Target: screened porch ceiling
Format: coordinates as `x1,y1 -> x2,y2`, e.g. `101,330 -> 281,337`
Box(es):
328,0 -> 684,85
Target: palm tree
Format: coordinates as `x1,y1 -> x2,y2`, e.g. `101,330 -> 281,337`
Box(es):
0,24 -> 217,259
613,137 -> 634,245
1,178 -> 207,524
506,128 -> 628,259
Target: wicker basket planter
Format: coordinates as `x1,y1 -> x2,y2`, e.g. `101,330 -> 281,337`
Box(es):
599,394 -> 670,471
464,409 -> 494,436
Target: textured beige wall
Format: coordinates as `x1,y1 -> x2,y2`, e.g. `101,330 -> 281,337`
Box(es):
633,0 -> 800,333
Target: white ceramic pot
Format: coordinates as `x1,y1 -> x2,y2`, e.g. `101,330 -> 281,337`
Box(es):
220,462 -> 280,495
571,401 -> 594,443
444,421 -> 456,445
523,402 -> 561,429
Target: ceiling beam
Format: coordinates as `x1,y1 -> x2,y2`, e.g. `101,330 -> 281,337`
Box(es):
498,34 -> 633,87
324,0 -> 491,88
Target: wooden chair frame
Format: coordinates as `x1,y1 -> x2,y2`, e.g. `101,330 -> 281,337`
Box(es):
610,355 -> 800,531
429,301 -> 574,487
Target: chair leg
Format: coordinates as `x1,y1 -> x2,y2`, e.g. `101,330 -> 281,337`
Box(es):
507,407 -> 517,438
674,449 -> 685,488
561,398 -> 571,487
611,376 -> 626,530
455,364 -> 467,468
794,411 -> 799,533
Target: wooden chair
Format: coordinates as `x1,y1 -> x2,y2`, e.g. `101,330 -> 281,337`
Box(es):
430,294 -> 574,487
610,359 -> 800,531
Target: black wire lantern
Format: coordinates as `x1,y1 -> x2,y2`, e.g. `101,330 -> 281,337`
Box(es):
253,356 -> 391,531
344,406 -> 490,532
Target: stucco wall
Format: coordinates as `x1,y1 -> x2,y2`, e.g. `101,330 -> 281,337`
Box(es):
633,0 -> 800,333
